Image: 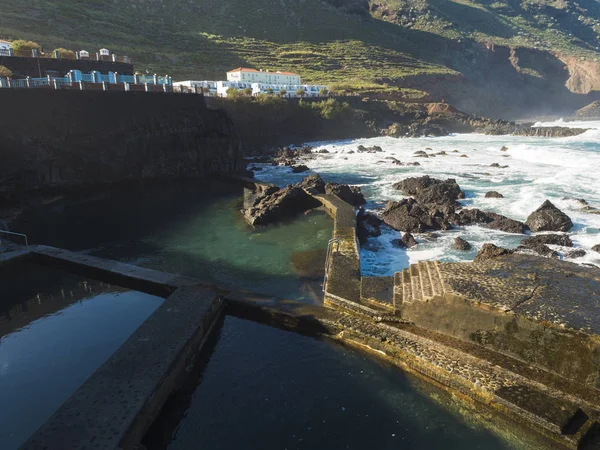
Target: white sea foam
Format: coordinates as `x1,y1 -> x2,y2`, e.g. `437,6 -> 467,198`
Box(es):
255,120 -> 600,275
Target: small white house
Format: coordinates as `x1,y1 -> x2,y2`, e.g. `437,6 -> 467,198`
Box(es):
99,48 -> 110,57
79,50 -> 90,59
227,67 -> 301,85
0,40 -> 11,52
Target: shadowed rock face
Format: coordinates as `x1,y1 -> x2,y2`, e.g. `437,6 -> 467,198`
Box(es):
291,165 -> 310,173
517,242 -> 559,258
325,183 -> 366,207
356,208 -> 382,244
452,237 -> 472,251
567,249 -> 587,258
392,232 -> 417,249
297,174 -> 326,194
525,200 -> 573,232
451,208 -> 528,234
382,198 -> 453,233
521,234 -> 573,248
243,186 -> 321,226
393,175 -> 463,206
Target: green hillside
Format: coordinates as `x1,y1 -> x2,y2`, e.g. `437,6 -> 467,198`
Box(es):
1,0 -> 599,116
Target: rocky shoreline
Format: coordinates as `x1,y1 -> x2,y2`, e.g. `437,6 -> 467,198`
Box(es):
241,148 -> 600,265
215,98 -> 591,156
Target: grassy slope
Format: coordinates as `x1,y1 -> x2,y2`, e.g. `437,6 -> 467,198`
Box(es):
0,0 -> 598,112
0,0 -> 453,94
372,0 -> 600,57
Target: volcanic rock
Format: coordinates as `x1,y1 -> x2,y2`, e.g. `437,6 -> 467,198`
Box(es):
566,249 -> 587,259
297,174 -> 326,194
357,145 -> 383,153
453,237 -> 472,251
485,191 -> 504,198
325,183 -> 366,206
451,208 -> 527,234
291,165 -> 310,173
525,200 -> 573,232
357,208 -> 383,244
243,185 -> 321,226
382,198 -> 452,233
392,232 -> 417,249
517,243 -> 559,258
513,127 -> 589,138
393,176 -> 463,207
474,244 -> 514,262
521,234 -> 573,248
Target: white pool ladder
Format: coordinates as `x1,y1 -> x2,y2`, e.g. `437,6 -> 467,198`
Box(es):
322,237 -> 340,293
0,220 -> 29,254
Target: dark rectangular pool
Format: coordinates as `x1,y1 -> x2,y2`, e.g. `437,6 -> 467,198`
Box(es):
0,259 -> 164,449
144,316 -> 549,450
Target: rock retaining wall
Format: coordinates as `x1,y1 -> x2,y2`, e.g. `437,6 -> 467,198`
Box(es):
0,89 -> 242,202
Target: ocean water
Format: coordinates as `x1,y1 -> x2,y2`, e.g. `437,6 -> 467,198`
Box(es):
254,120 -> 600,276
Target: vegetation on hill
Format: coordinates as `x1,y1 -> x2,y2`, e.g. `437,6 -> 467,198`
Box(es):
0,0 -> 598,117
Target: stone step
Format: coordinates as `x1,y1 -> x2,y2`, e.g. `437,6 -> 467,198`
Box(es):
402,268 -> 412,304
418,260 -> 433,299
395,261 -> 446,305
410,264 -> 422,302
427,260 -> 444,297
393,272 -> 403,310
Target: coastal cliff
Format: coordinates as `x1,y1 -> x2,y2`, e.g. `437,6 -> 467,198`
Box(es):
0,90 -> 242,202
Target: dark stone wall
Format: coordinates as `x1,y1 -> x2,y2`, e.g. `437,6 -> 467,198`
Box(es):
401,293 -> 600,387
0,89 -> 242,201
0,56 -> 134,78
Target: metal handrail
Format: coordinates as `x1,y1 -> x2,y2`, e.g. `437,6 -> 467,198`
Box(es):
0,229 -> 29,246
322,237 -> 340,293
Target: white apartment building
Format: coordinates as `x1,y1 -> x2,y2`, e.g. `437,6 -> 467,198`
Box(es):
0,40 -> 11,52
226,67 -> 301,85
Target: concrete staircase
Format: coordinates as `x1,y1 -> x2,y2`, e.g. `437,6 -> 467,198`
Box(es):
393,260 -> 446,310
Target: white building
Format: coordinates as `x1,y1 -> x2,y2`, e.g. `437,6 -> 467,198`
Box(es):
173,68 -> 328,98
172,80 -> 218,94
99,48 -> 110,57
216,81 -> 253,97
251,83 -> 328,98
226,67 -> 301,85
0,40 -> 11,52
